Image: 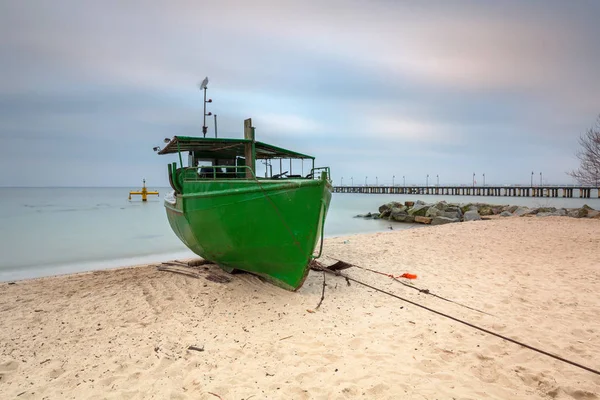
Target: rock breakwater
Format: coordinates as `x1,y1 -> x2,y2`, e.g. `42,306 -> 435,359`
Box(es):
354,200 -> 599,225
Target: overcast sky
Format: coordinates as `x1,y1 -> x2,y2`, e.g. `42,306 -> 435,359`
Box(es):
1,0 -> 599,187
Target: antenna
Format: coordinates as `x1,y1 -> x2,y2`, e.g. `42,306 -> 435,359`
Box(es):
198,77 -> 212,137
198,77 -> 209,90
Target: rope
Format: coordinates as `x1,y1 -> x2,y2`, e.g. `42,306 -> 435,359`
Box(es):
390,278 -> 494,316
314,264 -> 600,377
326,257 -> 492,316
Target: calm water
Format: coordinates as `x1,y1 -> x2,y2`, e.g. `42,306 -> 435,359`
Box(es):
1,188 -> 598,282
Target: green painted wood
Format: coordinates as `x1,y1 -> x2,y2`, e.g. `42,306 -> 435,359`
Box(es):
164,177 -> 332,291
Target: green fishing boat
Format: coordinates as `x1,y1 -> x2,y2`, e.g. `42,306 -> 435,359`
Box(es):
157,117 -> 332,291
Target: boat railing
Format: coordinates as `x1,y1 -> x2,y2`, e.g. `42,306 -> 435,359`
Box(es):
180,165 -> 331,182
309,167 -> 331,182
181,165 -> 257,181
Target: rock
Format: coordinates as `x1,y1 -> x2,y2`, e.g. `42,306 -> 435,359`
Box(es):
425,201 -> 448,218
500,211 -> 513,217
446,205 -> 462,213
461,204 -> 474,214
390,207 -> 407,221
393,214 -> 415,223
537,212 -> 559,217
431,216 -> 460,225
513,207 -> 531,216
425,206 -> 442,218
441,211 -> 461,219
378,202 -> 403,214
479,206 -> 494,216
587,210 -> 600,218
463,210 -> 482,221
507,205 -> 519,213
408,204 -> 430,217
568,207 -> 589,218
414,216 -> 432,224
434,201 -> 448,211
380,209 -> 391,219
357,212 -> 380,219
378,204 -> 391,214
415,200 -> 426,205
405,201 -> 415,208
537,207 -> 557,213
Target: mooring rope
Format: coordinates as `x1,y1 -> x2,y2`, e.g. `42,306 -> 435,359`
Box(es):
313,264 -> 600,377
326,257 -> 493,316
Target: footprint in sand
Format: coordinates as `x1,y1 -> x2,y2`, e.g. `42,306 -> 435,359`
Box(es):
0,360 -> 18,382
45,361 -> 66,380
415,358 -> 442,374
566,389 -> 598,400
365,383 -> 391,396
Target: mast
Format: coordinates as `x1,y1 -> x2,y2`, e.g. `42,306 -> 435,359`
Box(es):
198,77 -> 212,138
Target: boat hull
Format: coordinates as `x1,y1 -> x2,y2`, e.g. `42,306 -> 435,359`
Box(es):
165,179 -> 332,290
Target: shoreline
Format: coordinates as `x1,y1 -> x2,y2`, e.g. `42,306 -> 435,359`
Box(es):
0,228 -> 424,284
0,250 -> 196,284
1,216 -> 599,399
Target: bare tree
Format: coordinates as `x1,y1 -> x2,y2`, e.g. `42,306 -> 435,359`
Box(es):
568,115 -> 600,186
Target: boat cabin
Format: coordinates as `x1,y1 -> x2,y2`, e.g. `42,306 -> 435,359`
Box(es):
158,119 -> 324,193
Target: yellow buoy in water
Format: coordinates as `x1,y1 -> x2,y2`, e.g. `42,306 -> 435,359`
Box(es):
129,179 -> 159,202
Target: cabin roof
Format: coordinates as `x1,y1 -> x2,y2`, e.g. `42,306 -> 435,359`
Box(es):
157,136 -> 314,159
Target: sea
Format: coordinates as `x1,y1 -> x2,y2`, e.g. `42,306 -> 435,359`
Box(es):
1,187 -> 599,282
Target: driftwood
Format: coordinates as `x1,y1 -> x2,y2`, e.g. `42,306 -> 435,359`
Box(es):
157,265 -> 201,279
161,261 -> 189,267
188,345 -> 204,352
188,258 -> 212,267
157,263 -> 233,285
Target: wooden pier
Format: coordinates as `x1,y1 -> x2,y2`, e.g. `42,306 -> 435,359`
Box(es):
333,185 -> 599,198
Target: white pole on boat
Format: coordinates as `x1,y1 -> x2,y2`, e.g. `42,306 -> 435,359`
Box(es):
203,86 -> 207,137
198,77 -> 211,138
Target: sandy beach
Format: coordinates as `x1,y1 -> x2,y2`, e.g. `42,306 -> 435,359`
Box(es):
1,217 -> 599,399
